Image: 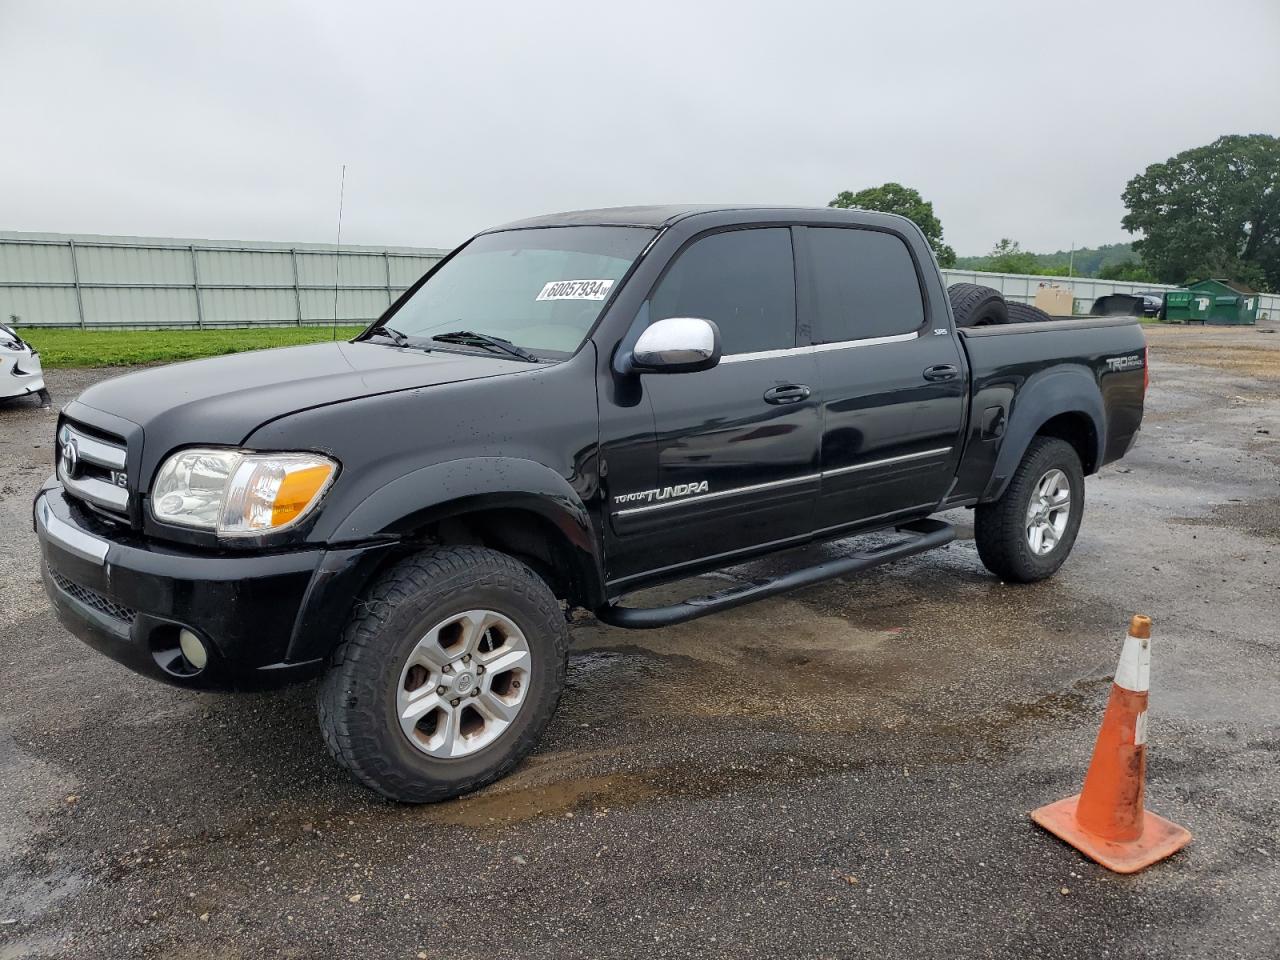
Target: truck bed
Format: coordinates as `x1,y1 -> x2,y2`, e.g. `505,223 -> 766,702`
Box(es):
949,315 -> 1147,506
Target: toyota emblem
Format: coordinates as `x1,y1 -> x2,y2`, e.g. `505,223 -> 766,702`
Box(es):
60,437 -> 80,478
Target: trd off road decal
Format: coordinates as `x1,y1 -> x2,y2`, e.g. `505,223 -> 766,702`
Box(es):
535,279 -> 616,301
613,481 -> 710,508
1105,353 -> 1145,373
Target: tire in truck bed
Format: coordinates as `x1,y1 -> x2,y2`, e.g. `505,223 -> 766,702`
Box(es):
948,283 -> 1008,327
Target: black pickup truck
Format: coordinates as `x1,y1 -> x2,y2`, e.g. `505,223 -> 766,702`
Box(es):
35,205 -> 1147,802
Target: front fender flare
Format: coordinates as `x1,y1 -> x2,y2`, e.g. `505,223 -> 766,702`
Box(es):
981,365 -> 1105,503
328,457 -> 605,606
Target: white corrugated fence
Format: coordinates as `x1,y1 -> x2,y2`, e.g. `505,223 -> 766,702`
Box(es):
0,232 -> 447,329
2,231 -> 1275,327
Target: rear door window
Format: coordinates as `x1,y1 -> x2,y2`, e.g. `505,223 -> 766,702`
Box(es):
807,228 -> 925,343
650,228 -> 796,355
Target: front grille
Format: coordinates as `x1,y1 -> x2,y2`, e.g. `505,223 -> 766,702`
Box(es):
56,419 -> 130,522
49,568 -> 138,624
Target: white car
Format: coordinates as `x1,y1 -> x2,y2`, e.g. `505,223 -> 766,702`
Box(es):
0,323 -> 49,406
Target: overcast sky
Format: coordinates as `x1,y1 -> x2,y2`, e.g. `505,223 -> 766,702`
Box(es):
2,0 -> 1277,255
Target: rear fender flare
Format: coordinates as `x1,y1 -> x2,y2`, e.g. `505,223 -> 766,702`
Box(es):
981,366 -> 1105,503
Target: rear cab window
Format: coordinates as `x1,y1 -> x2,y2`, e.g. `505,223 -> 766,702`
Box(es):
806,227 -> 926,343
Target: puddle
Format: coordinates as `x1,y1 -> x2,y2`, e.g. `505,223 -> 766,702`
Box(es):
425,771 -> 662,826
1173,496 -> 1280,543
567,604 -> 915,734
423,749 -> 853,828
566,649 -> 637,680
574,591 -> 899,668
0,865 -> 85,927
0,935 -> 68,960
934,674 -> 1111,742
0,733 -> 87,935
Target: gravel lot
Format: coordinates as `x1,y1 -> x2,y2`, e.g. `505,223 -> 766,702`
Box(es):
1,325 -> 1278,959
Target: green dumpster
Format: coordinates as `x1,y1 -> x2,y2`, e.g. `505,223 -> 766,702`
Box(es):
1162,289 -> 1210,323
1186,279 -> 1258,325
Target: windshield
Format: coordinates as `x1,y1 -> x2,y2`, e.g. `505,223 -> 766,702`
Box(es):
373,226 -> 653,358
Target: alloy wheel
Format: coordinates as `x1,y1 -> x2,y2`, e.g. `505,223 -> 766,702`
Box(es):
1025,468 -> 1071,555
396,610 -> 532,758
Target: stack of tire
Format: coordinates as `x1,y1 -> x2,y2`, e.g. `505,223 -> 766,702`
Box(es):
946,282 -> 1055,327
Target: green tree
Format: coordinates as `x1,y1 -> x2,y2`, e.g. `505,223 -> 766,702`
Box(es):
1098,260 -> 1159,283
1121,134 -> 1280,292
953,242 -> 1139,277
828,183 -> 956,267
984,238 -> 1040,275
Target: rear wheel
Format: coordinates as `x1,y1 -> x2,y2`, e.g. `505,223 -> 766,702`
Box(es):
974,437 -> 1084,583
317,546 -> 568,803
948,283 -> 1008,328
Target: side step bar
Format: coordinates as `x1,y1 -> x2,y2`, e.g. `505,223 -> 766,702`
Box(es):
595,518 -> 955,629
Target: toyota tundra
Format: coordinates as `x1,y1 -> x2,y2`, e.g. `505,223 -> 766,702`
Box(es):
34,205 -> 1147,802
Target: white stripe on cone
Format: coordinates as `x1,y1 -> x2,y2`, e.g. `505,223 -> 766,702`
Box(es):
1134,710 -> 1148,746
1113,633 -> 1151,693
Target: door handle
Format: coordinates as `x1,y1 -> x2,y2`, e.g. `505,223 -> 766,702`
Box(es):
923,364 -> 959,382
763,384 -> 811,405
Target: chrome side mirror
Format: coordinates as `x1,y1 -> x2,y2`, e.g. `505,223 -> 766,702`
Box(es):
629,317 -> 721,374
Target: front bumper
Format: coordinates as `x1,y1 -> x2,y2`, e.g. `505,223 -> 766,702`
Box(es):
34,484 -> 392,690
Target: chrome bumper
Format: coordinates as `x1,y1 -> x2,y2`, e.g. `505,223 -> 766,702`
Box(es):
35,492 -> 110,563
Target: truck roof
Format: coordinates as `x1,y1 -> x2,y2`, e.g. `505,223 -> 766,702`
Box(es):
487,204 -> 908,232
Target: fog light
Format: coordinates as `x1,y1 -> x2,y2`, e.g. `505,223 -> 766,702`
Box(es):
179,629 -> 208,670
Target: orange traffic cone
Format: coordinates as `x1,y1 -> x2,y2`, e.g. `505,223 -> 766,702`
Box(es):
1031,615 -> 1191,873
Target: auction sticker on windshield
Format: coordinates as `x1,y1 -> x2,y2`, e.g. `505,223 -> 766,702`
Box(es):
536,279 -> 615,301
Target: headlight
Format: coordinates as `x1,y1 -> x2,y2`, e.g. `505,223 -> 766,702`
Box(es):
151,448 -> 337,535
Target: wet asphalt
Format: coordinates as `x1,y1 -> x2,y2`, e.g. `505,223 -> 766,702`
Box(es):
1,326 -> 1277,959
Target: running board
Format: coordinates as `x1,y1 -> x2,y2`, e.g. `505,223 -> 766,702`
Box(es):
595,518 -> 955,629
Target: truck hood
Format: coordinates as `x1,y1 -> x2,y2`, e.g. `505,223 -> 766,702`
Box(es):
72,340 -> 535,448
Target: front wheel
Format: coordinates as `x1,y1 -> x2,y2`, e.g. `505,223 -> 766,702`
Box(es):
317,546 -> 568,803
974,437 -> 1084,583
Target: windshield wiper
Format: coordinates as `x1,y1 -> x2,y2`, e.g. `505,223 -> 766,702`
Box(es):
366,325 -> 415,347
430,330 -> 538,362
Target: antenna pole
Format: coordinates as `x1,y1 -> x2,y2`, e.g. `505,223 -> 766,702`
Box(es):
331,163 -> 347,341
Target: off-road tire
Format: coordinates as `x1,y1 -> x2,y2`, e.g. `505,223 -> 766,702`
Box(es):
974,437 -> 1084,583
1006,301 -> 1053,324
317,545 -> 568,803
948,283 -> 1008,327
